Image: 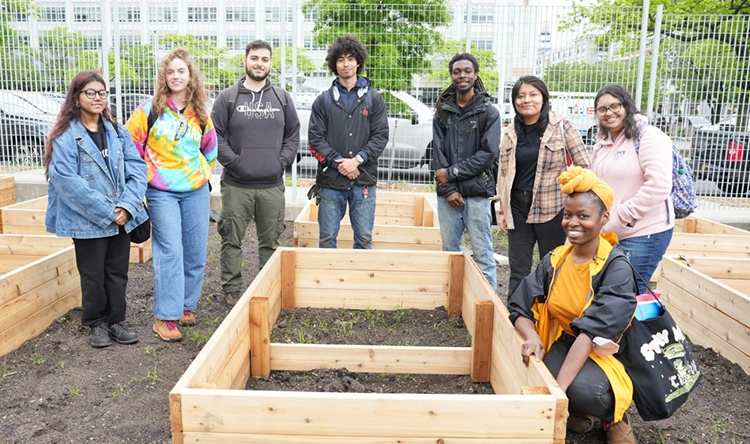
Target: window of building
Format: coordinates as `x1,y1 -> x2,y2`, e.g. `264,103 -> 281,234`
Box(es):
303,36 -> 325,51
472,39 -> 493,51
83,35 -> 103,50
149,7 -> 177,23
227,35 -> 253,51
11,11 -> 28,21
41,6 -> 66,22
464,7 -> 494,24
188,7 -> 217,22
267,36 -> 281,48
74,7 -> 101,22
195,35 -> 217,43
226,7 -> 254,22
265,7 -> 280,22
304,9 -> 318,22
119,7 -> 140,22
119,34 -> 141,48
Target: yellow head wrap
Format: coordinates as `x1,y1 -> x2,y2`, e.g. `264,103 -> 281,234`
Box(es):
558,166 -> 614,211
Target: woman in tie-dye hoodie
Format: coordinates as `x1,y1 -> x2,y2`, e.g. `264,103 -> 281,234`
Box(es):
126,48 -> 217,343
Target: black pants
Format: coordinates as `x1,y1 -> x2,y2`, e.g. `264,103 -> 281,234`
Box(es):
73,227 -> 131,327
507,189 -> 566,297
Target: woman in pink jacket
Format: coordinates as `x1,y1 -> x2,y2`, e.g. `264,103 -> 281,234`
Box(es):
590,84 -> 674,294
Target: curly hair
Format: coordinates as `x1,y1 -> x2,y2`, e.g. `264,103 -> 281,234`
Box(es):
44,70 -> 117,178
595,84 -> 639,140
511,75 -> 551,137
152,48 -> 209,126
448,52 -> 480,74
325,35 -> 368,76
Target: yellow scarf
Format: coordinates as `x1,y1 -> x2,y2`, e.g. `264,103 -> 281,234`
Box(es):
533,233 -> 633,423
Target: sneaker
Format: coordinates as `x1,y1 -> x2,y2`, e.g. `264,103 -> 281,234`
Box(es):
108,322 -> 139,344
179,310 -> 196,327
90,325 -> 113,348
153,319 -> 182,342
568,412 -> 594,433
225,291 -> 241,307
605,412 -> 636,444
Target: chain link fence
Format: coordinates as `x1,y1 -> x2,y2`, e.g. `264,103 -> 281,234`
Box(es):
1,1 -> 748,212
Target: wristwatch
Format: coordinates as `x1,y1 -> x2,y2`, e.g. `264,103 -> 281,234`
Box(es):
355,154 -> 364,164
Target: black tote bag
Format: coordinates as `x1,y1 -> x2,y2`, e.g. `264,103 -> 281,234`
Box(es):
617,267 -> 702,421
130,217 -> 151,244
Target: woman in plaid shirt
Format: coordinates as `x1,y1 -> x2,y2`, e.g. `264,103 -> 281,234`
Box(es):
494,76 -> 591,297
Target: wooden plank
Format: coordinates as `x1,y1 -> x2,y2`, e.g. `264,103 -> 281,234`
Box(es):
0,248 -> 77,306
448,254 -> 465,315
280,250 -> 295,310
292,249 -> 450,273
0,287 -> 81,357
471,300 -> 494,382
269,343 -> 471,374
413,195 -> 424,226
659,258 -> 750,328
674,257 -> 750,280
658,279 -> 750,374
179,390 -> 557,439
181,433 -> 551,443
295,269 -> 448,293
423,209 -> 435,228
0,268 -> 79,332
294,288 -> 448,311
169,392 -> 184,444
666,233 -> 750,257
717,279 -> 750,294
250,297 -> 271,378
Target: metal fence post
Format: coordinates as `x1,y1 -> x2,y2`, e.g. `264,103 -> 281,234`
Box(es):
635,0 -> 649,108
646,5 -> 663,121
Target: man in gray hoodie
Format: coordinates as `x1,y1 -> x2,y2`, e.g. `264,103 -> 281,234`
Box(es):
211,39 -> 300,306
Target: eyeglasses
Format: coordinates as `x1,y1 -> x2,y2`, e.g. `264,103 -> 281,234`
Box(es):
82,89 -> 109,99
595,102 -> 623,116
175,115 -> 188,140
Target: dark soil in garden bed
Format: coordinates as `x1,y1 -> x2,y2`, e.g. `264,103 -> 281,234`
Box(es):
1,221 -> 749,443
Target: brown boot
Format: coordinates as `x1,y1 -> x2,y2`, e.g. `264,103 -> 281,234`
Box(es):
225,291 -> 241,307
605,412 -> 636,444
568,412 -> 594,433
153,319 -> 182,342
178,310 -> 196,327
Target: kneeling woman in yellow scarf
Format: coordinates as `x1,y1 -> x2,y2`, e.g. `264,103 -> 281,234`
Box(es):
508,166 -> 638,443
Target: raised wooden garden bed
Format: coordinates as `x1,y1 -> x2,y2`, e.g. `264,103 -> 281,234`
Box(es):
674,215 -> 749,236
0,195 -> 152,263
0,235 -> 80,357
293,191 -> 442,250
667,216 -> 749,259
0,175 -> 16,208
170,248 -> 568,443
656,256 -> 750,374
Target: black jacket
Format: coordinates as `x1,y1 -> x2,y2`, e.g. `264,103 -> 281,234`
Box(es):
431,91 -> 500,198
308,77 -> 389,190
508,242 -> 638,342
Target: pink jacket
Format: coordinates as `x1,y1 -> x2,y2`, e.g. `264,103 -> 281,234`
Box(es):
591,115 -> 674,240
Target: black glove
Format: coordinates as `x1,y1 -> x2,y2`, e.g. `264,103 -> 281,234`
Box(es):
307,183 -> 322,205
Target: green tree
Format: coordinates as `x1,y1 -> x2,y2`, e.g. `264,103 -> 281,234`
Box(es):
1,0 -> 38,89
39,27 -> 87,89
303,0 -> 451,92
427,39 -> 500,98
567,0 -> 750,127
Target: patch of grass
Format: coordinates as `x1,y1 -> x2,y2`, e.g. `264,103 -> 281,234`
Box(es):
69,387 -> 82,397
2,357 -> 17,378
185,328 -> 210,346
58,359 -> 66,369
145,364 -> 164,384
31,355 -> 45,365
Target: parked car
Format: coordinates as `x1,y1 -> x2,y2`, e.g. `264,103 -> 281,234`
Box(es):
0,91 -> 58,165
296,91 -> 434,171
691,127 -> 750,196
109,93 -> 152,120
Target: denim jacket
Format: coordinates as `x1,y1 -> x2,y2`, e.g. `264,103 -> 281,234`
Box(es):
46,119 -> 148,239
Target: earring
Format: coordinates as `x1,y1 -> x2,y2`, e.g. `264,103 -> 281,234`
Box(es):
76,103 -> 80,107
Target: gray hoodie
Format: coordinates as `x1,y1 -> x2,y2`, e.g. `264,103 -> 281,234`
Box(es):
211,78 -> 300,189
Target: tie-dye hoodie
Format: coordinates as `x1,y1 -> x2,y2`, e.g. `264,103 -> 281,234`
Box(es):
126,98 -> 217,192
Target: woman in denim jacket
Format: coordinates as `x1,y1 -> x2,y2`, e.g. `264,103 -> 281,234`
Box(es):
45,70 -> 148,348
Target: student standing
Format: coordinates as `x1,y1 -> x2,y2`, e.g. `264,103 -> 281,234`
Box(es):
127,48 -> 217,342
211,40 -> 300,307
308,34 -> 389,249
494,76 -> 591,297
432,53 -> 500,290
45,70 -> 148,348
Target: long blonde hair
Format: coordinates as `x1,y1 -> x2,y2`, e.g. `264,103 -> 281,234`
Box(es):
152,48 -> 209,125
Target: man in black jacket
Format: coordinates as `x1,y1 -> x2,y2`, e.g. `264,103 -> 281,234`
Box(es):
432,53 -> 500,290
211,40 -> 300,306
308,35 -> 389,249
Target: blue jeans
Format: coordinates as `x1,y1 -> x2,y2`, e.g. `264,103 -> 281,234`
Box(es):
545,334 -> 615,422
617,228 -> 673,294
437,196 -> 497,290
147,185 -> 210,320
318,184 -> 376,249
